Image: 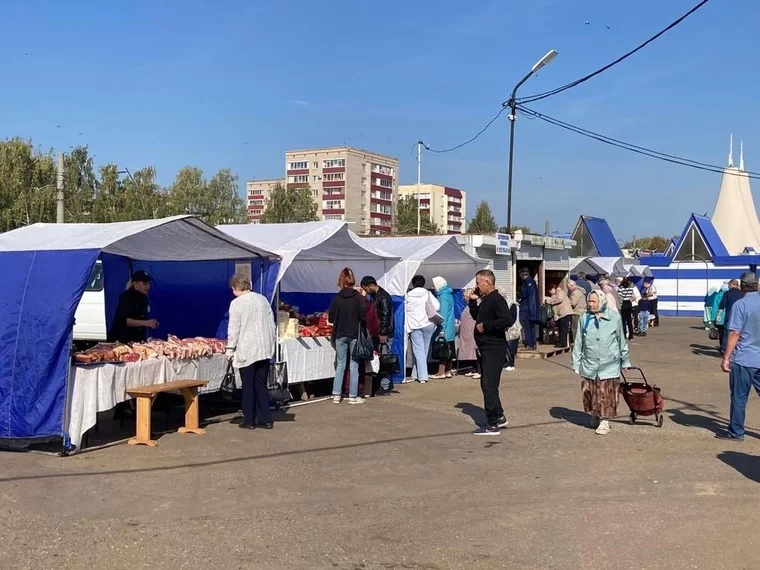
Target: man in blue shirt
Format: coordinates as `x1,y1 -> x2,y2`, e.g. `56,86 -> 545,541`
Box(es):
718,272 -> 760,440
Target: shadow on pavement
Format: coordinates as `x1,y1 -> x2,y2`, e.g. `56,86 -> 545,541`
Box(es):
669,409 -> 760,440
549,406 -> 588,428
455,402 -> 485,426
690,343 -> 721,358
718,451 -> 760,483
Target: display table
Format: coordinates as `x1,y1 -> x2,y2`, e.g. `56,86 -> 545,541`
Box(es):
279,337 -> 336,384
65,354 -> 230,451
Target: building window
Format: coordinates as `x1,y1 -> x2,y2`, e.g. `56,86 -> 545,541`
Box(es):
323,158 -> 346,168
371,164 -> 394,176
312,162 -> 319,169
323,214 -> 344,221
373,178 -> 393,188
323,172 -> 345,181
287,175 -> 308,183
323,187 -> 344,196
288,161 -> 308,170
370,204 -> 392,214
248,199 -> 264,207
312,189 -> 319,197
361,177 -> 367,185
312,175 -> 321,183
325,200 -> 344,210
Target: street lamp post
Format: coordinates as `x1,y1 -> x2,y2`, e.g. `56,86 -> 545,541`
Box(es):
505,49 -> 558,233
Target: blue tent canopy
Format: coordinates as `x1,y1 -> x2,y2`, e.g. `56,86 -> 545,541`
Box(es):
0,216 -> 280,441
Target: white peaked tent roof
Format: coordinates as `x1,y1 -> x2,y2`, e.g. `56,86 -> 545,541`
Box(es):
711,158 -> 760,255
622,263 -> 653,278
356,235 -> 489,295
0,215 -> 278,261
571,257 -> 627,277
218,221 -> 399,293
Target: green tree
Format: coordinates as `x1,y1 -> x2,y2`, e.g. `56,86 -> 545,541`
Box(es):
623,235 -> 670,252
467,200 -> 498,234
92,164 -> 126,222
167,167 -> 247,225
0,138 -> 57,231
498,225 -> 532,234
393,195 -> 440,235
62,145 -> 97,222
260,183 -> 318,224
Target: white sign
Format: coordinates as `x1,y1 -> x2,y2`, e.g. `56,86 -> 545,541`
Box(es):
235,261 -> 252,282
495,233 -> 511,255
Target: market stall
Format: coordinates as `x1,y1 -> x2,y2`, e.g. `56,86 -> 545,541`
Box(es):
0,216 -> 279,449
218,221 -> 399,383
356,235 -> 490,382
570,256 -> 627,278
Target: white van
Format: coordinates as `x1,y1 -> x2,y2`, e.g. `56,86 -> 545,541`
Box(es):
73,261 -> 107,341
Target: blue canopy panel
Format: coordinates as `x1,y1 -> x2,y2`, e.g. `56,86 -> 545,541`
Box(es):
584,217 -> 622,257
0,249 -> 99,438
102,255 -> 279,341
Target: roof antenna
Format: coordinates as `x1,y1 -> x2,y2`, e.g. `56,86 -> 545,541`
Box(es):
740,140 -> 745,171
728,133 -> 734,167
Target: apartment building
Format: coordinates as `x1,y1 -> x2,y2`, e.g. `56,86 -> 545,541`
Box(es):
397,183 -> 466,234
246,178 -> 285,223
285,146 -> 399,235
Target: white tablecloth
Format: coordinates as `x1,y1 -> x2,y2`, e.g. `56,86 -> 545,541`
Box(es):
279,337 -> 336,384
64,354 -> 230,450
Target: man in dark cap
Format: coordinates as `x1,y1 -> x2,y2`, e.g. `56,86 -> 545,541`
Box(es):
107,270 -> 159,343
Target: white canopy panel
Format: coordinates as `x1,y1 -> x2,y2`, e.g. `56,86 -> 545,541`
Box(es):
712,167 -> 760,255
571,257 -> 627,277
356,235 -> 489,295
0,216 -> 277,261
218,221 -> 399,293
623,263 -> 653,278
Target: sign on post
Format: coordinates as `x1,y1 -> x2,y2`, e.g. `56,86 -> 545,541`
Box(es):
495,233 -> 511,255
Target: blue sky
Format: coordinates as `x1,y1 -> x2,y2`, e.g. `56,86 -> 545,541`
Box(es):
0,0 -> 755,240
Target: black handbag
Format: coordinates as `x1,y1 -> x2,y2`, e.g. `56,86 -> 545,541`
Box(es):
267,361 -> 291,403
220,360 -> 236,397
378,342 -> 400,375
352,324 -> 374,362
432,337 -> 451,361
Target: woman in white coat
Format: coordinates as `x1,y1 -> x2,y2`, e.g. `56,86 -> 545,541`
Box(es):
405,275 -> 440,383
226,273 -> 277,430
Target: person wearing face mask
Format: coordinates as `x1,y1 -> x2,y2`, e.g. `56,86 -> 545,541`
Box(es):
107,270 -> 159,343
571,290 -> 631,436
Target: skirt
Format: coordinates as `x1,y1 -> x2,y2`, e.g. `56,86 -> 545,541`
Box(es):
581,377 -> 621,419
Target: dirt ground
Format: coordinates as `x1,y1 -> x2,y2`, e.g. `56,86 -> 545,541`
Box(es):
2,318 -> 758,570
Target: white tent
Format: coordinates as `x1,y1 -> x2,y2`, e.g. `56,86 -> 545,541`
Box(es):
571,257 -> 627,278
0,215 -> 275,260
711,145 -> 760,255
218,221 -> 398,293
623,263 -> 653,278
356,235 -> 489,295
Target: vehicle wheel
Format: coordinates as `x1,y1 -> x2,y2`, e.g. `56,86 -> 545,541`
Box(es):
656,414 -> 664,428
629,413 -> 636,425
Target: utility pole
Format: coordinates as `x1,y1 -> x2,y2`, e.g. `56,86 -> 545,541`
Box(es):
56,153 -> 65,223
416,141 -> 422,235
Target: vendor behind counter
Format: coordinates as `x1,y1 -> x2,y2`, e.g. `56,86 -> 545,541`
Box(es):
107,270 -> 160,343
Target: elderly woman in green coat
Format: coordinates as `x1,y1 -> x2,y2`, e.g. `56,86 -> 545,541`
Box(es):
571,290 -> 631,435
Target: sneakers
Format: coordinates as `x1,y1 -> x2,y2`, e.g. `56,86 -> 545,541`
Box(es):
417,379 -> 428,384
333,395 -> 342,404
715,430 -> 744,441
472,426 -> 500,436
471,373 -> 481,379
595,419 -> 610,435
348,397 -> 365,405
464,371 -> 474,377
497,416 -> 509,428
505,366 -> 515,372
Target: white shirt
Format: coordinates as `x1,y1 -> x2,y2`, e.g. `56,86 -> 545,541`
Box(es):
646,285 -> 657,300
405,287 -> 439,333
226,292 -> 276,368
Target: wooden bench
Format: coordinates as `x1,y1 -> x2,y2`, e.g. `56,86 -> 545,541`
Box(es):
126,380 -> 209,447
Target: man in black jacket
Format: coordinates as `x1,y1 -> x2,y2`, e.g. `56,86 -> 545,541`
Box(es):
361,276 -> 395,392
468,269 -> 516,435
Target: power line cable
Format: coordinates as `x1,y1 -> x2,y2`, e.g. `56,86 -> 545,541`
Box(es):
421,107 -> 506,153
517,104 -> 760,180
516,0 -> 711,105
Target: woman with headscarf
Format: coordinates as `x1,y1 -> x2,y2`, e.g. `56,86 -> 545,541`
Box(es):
430,276 -> 456,379
704,286 -> 718,329
712,283 -> 729,348
571,290 -> 631,435
458,288 -> 480,379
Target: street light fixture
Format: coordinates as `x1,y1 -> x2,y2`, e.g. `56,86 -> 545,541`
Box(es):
505,49 -> 558,232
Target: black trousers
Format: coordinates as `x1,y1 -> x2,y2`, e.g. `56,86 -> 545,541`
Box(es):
621,306 -> 634,339
556,316 -> 571,347
479,346 -> 507,427
650,299 -> 659,325
240,360 -> 272,426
